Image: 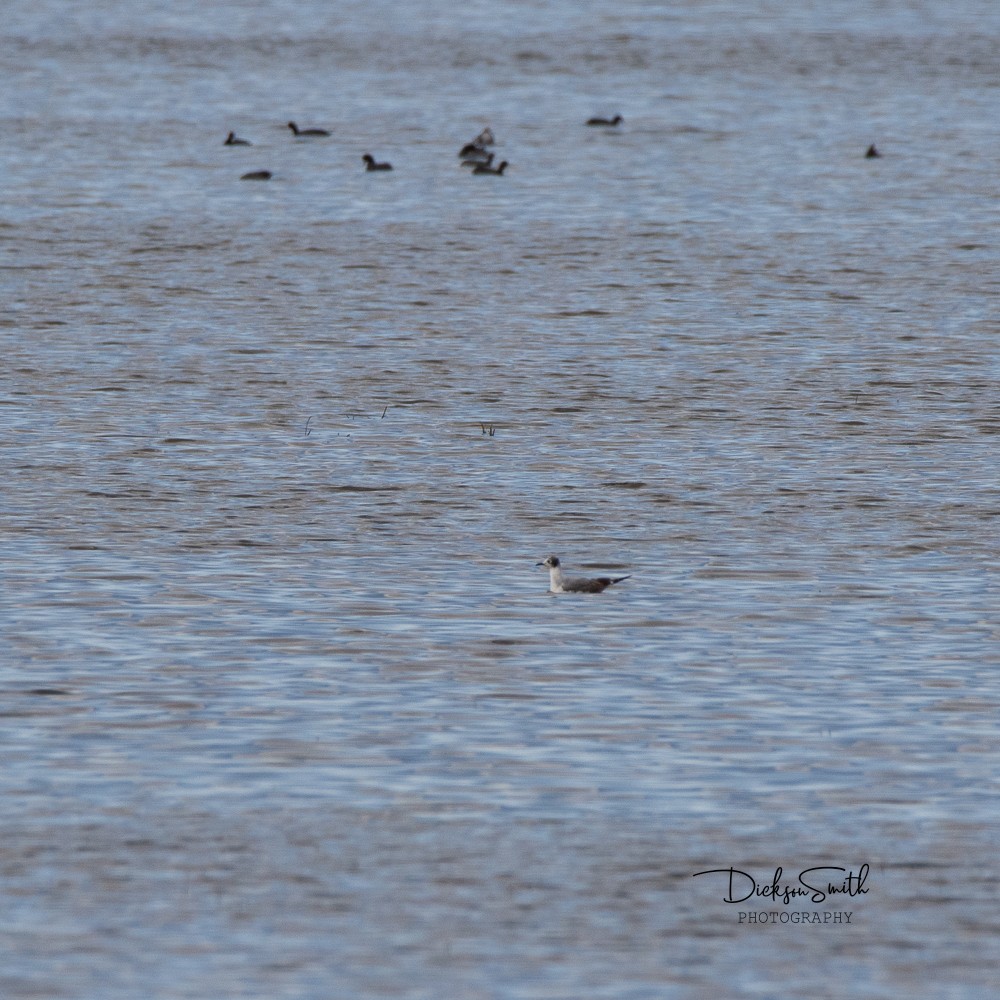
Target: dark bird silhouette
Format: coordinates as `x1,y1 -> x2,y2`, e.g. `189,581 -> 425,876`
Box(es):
240,169 -> 272,181
362,154 -> 393,171
586,115 -> 623,127
224,131 -> 252,146
472,159 -> 508,175
287,121 -> 330,137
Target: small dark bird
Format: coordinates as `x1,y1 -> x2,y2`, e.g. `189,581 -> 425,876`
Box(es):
288,121 -> 330,137
865,144 -> 881,159
362,154 -> 393,171
537,555 -> 631,594
240,170 -> 272,181
472,159 -> 508,175
224,131 -> 252,146
586,115 -> 623,127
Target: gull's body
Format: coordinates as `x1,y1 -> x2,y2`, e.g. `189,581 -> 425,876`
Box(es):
461,150 -> 493,168
537,555 -> 630,594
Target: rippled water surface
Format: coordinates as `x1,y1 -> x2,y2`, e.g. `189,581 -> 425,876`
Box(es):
3,1 -> 999,996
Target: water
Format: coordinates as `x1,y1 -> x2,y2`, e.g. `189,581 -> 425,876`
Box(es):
3,1 -> 999,996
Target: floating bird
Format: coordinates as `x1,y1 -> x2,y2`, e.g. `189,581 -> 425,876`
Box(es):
287,121 -> 330,137
865,144 -> 881,159
240,169 -> 272,181
458,127 -> 495,157
362,154 -> 393,171
472,159 -> 508,175
586,115 -> 623,127
224,131 -> 252,146
537,555 -> 630,594
461,151 -> 493,168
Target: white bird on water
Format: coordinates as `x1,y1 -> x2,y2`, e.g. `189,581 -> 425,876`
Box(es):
537,555 -> 630,594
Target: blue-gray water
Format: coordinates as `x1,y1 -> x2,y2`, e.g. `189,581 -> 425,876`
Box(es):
3,1 -> 999,996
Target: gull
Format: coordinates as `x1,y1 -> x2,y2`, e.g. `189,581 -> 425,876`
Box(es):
458,127 -> 495,157
536,555 -> 630,594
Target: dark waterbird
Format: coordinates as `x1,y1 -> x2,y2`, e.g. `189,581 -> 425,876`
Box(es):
287,121 -> 330,137
362,154 -> 393,171
586,114 -> 623,126
224,131 -> 252,146
472,159 -> 508,175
